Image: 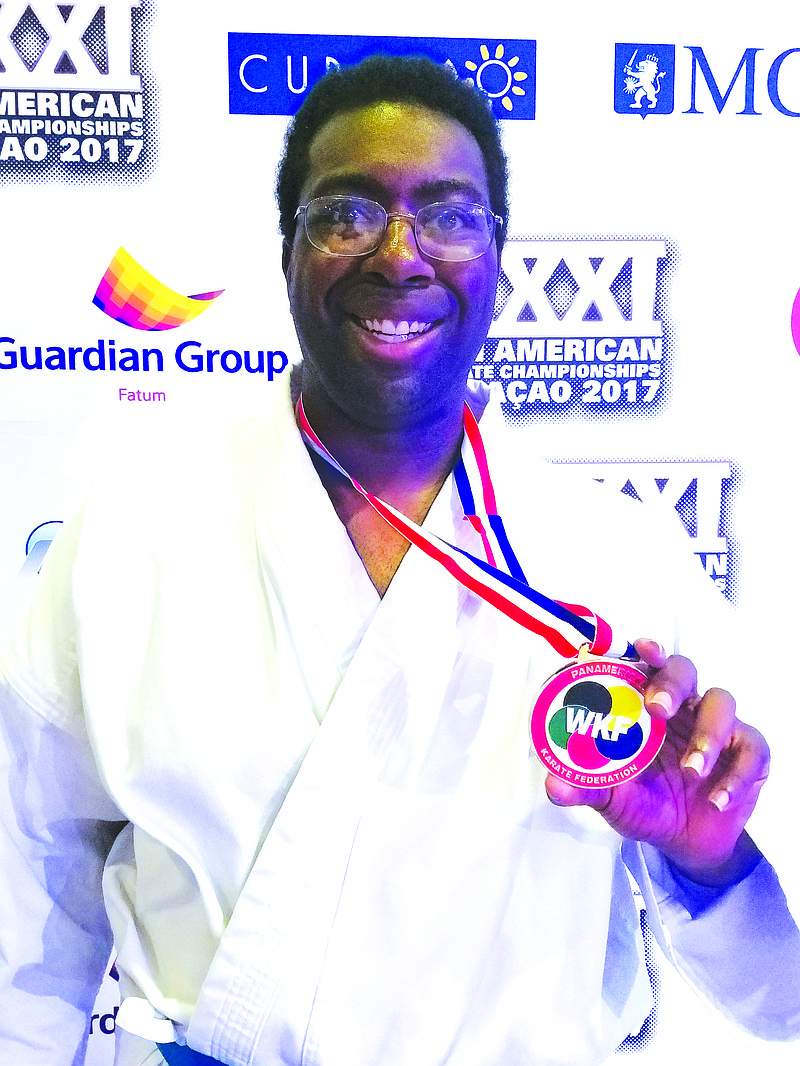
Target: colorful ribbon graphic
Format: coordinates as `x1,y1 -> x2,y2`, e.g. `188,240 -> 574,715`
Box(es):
93,247 -> 224,331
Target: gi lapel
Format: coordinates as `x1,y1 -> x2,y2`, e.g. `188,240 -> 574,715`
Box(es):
186,408 -> 464,1065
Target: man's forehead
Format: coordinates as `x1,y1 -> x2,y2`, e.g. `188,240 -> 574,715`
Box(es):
302,102 -> 490,201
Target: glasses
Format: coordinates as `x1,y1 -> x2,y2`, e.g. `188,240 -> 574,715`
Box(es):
294,195 -> 503,262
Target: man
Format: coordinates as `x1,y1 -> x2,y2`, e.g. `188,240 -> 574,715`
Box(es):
0,55 -> 797,1066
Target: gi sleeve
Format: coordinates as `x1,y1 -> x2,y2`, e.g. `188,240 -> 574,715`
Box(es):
623,838 -> 800,1041
612,498 -> 800,1041
0,503 -> 127,1065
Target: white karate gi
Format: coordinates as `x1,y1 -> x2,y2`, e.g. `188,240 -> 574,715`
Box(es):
0,382 -> 797,1066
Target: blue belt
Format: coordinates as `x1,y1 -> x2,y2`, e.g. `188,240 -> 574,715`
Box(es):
157,1043 -> 222,1065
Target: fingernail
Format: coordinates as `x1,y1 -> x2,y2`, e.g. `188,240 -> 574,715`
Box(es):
711,790 -> 730,812
683,751 -> 705,776
648,691 -> 673,715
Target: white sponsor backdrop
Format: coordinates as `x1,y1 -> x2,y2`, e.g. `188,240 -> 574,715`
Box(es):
1,2 -> 799,1062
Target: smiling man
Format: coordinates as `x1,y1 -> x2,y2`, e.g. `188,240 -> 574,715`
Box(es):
285,100 -> 501,595
285,102 -> 498,421
0,55 -> 799,1066
279,69 -> 507,598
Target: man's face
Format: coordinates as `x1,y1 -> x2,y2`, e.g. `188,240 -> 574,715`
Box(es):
284,102 -> 499,430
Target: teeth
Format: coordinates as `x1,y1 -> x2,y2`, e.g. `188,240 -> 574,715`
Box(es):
360,318 -> 433,338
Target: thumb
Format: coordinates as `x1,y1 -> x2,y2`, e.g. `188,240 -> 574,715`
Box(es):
545,773 -> 611,810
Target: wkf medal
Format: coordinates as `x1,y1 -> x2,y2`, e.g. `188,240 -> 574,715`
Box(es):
530,646 -> 666,788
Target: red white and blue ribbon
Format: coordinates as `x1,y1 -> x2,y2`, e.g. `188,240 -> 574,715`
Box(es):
297,396 -> 635,662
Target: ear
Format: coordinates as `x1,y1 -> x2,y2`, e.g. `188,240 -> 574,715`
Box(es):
282,238 -> 293,282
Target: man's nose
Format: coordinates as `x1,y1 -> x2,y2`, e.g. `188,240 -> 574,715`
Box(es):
361,215 -> 436,282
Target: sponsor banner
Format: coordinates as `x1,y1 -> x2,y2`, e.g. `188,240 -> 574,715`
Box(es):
474,237 -> 673,420
614,40 -> 800,118
0,335 -> 289,379
0,244 -> 290,418
554,459 -> 739,601
0,0 -> 156,182
2,7 -> 799,1064
228,33 -> 536,119
85,960 -> 120,1066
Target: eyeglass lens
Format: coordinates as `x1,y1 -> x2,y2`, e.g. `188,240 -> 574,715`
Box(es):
303,196 -> 495,261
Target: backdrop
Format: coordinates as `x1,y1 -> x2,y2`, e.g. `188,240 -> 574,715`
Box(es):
1,2 -> 797,1062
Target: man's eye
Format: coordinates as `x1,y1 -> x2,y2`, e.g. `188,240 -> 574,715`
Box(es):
327,208 -> 358,224
431,207 -> 478,233
440,210 -> 468,229
318,200 -> 366,227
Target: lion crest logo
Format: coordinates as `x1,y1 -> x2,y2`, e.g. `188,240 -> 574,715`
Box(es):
623,50 -> 664,109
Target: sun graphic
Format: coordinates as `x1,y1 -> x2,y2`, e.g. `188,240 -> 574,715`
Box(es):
463,44 -> 528,112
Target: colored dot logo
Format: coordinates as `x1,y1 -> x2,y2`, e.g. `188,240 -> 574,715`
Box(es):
531,657 -> 666,788
463,44 -> 529,113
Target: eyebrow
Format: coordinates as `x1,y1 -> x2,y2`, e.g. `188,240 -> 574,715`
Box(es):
308,173 -> 488,205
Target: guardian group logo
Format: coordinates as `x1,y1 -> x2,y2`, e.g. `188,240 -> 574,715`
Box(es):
614,44 -> 675,117
0,0 -> 156,183
228,34 -> 536,120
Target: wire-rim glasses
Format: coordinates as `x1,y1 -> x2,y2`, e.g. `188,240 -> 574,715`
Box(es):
294,195 -> 503,262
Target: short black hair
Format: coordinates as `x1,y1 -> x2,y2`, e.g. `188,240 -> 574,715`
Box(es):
276,53 -> 509,249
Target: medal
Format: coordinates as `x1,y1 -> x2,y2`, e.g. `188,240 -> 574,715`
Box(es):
530,646 -> 666,788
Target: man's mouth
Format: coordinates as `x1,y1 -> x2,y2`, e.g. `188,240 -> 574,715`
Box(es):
355,317 -> 436,343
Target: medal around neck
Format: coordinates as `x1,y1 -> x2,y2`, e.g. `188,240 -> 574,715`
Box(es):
531,646 -> 666,789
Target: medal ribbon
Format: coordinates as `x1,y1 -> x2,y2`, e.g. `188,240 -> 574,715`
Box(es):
297,396 -> 634,661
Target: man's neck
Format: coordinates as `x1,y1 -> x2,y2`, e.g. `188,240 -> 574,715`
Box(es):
292,368 -> 468,509
291,366 -> 474,596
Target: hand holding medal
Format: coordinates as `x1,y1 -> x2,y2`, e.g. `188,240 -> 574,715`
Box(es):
298,396 -> 770,884
544,637 -> 770,884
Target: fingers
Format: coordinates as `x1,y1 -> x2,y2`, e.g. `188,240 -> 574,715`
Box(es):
708,728 -> 770,813
544,773 -> 611,812
684,703 -> 770,812
679,685 -> 736,782
640,645 -> 771,811
633,637 -> 666,669
641,651 -> 698,720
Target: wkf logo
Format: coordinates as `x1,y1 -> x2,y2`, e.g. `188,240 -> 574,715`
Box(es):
228,33 -> 536,120
0,1 -> 142,92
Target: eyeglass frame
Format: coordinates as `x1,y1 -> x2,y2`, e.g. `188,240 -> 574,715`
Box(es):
293,195 -> 504,262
